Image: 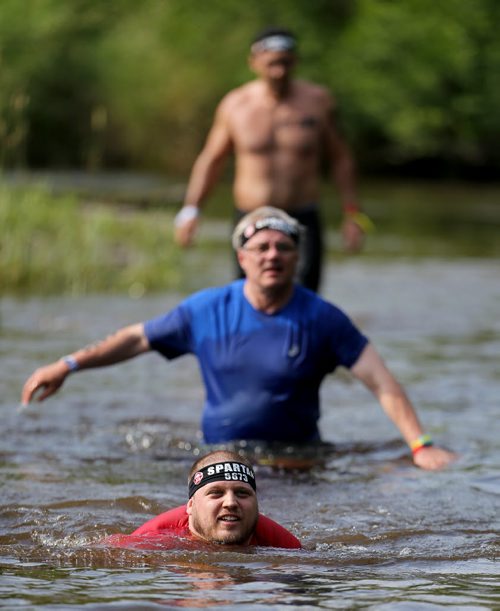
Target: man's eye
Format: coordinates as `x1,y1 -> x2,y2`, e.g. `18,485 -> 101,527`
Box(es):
276,243 -> 295,253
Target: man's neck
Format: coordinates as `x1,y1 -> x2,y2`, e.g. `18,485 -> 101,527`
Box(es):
243,281 -> 294,314
262,79 -> 293,102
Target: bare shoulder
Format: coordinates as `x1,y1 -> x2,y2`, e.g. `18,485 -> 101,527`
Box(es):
217,81 -> 258,115
295,79 -> 336,110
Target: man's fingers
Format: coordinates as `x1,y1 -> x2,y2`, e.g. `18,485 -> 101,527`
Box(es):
21,378 -> 39,405
341,220 -> 365,253
174,218 -> 198,248
35,384 -> 55,402
413,447 -> 458,470
174,226 -> 192,247
21,375 -> 58,405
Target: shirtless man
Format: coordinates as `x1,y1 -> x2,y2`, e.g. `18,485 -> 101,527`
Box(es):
174,27 -> 368,292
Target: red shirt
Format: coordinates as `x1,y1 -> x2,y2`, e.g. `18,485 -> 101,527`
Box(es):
105,504 -> 301,550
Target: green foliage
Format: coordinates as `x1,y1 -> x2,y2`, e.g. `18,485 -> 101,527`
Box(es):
1,0 -> 500,175
0,184 -> 182,295
329,0 -> 500,171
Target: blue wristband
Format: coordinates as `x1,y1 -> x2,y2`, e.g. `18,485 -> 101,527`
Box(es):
62,355 -> 79,372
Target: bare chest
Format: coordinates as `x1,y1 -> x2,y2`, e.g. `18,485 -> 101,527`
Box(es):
230,101 -> 325,156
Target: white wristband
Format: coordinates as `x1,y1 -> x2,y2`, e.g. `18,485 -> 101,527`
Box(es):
62,355 -> 79,373
174,205 -> 200,227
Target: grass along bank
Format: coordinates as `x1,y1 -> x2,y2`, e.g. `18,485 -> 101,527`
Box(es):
0,185 -> 184,295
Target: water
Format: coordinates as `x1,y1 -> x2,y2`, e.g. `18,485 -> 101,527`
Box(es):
1,200 -> 500,608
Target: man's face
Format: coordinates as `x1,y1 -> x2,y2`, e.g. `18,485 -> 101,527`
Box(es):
249,50 -> 296,88
238,229 -> 299,291
187,481 -> 259,545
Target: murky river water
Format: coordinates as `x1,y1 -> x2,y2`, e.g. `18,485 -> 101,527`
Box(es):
1,200 -> 500,608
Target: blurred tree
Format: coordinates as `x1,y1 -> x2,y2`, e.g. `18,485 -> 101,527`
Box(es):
329,0 -> 500,176
1,0 -> 499,177
0,0 -> 132,168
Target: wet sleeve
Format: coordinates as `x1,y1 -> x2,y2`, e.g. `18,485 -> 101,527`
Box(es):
254,514 -> 302,549
131,505 -> 189,535
324,303 -> 369,369
143,304 -> 193,359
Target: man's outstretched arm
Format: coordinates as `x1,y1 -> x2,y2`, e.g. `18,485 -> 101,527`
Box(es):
351,344 -> 457,470
21,323 -> 150,405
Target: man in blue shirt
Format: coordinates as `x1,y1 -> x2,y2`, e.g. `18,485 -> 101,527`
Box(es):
22,207 -> 456,470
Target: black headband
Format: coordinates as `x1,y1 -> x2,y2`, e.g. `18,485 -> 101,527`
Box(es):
239,217 -> 300,248
188,461 -> 257,499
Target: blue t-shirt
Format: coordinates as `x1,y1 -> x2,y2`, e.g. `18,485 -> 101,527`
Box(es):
144,280 -> 368,443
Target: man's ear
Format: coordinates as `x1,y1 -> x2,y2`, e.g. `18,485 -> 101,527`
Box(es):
236,248 -> 247,271
248,54 -> 257,72
186,498 -> 193,515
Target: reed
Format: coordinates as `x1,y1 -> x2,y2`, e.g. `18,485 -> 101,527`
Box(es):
0,185 -> 183,295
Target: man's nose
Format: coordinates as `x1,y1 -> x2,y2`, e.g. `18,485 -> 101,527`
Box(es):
264,244 -> 281,257
222,491 -> 239,506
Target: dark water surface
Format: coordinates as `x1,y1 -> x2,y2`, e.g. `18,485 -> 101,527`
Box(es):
1,192 -> 500,608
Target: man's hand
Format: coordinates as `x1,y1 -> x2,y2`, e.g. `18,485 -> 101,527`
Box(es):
341,217 -> 365,253
21,361 -> 70,405
174,216 -> 199,248
413,446 -> 458,470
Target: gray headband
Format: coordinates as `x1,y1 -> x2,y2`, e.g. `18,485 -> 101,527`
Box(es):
239,216 -> 300,248
251,35 -> 296,54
